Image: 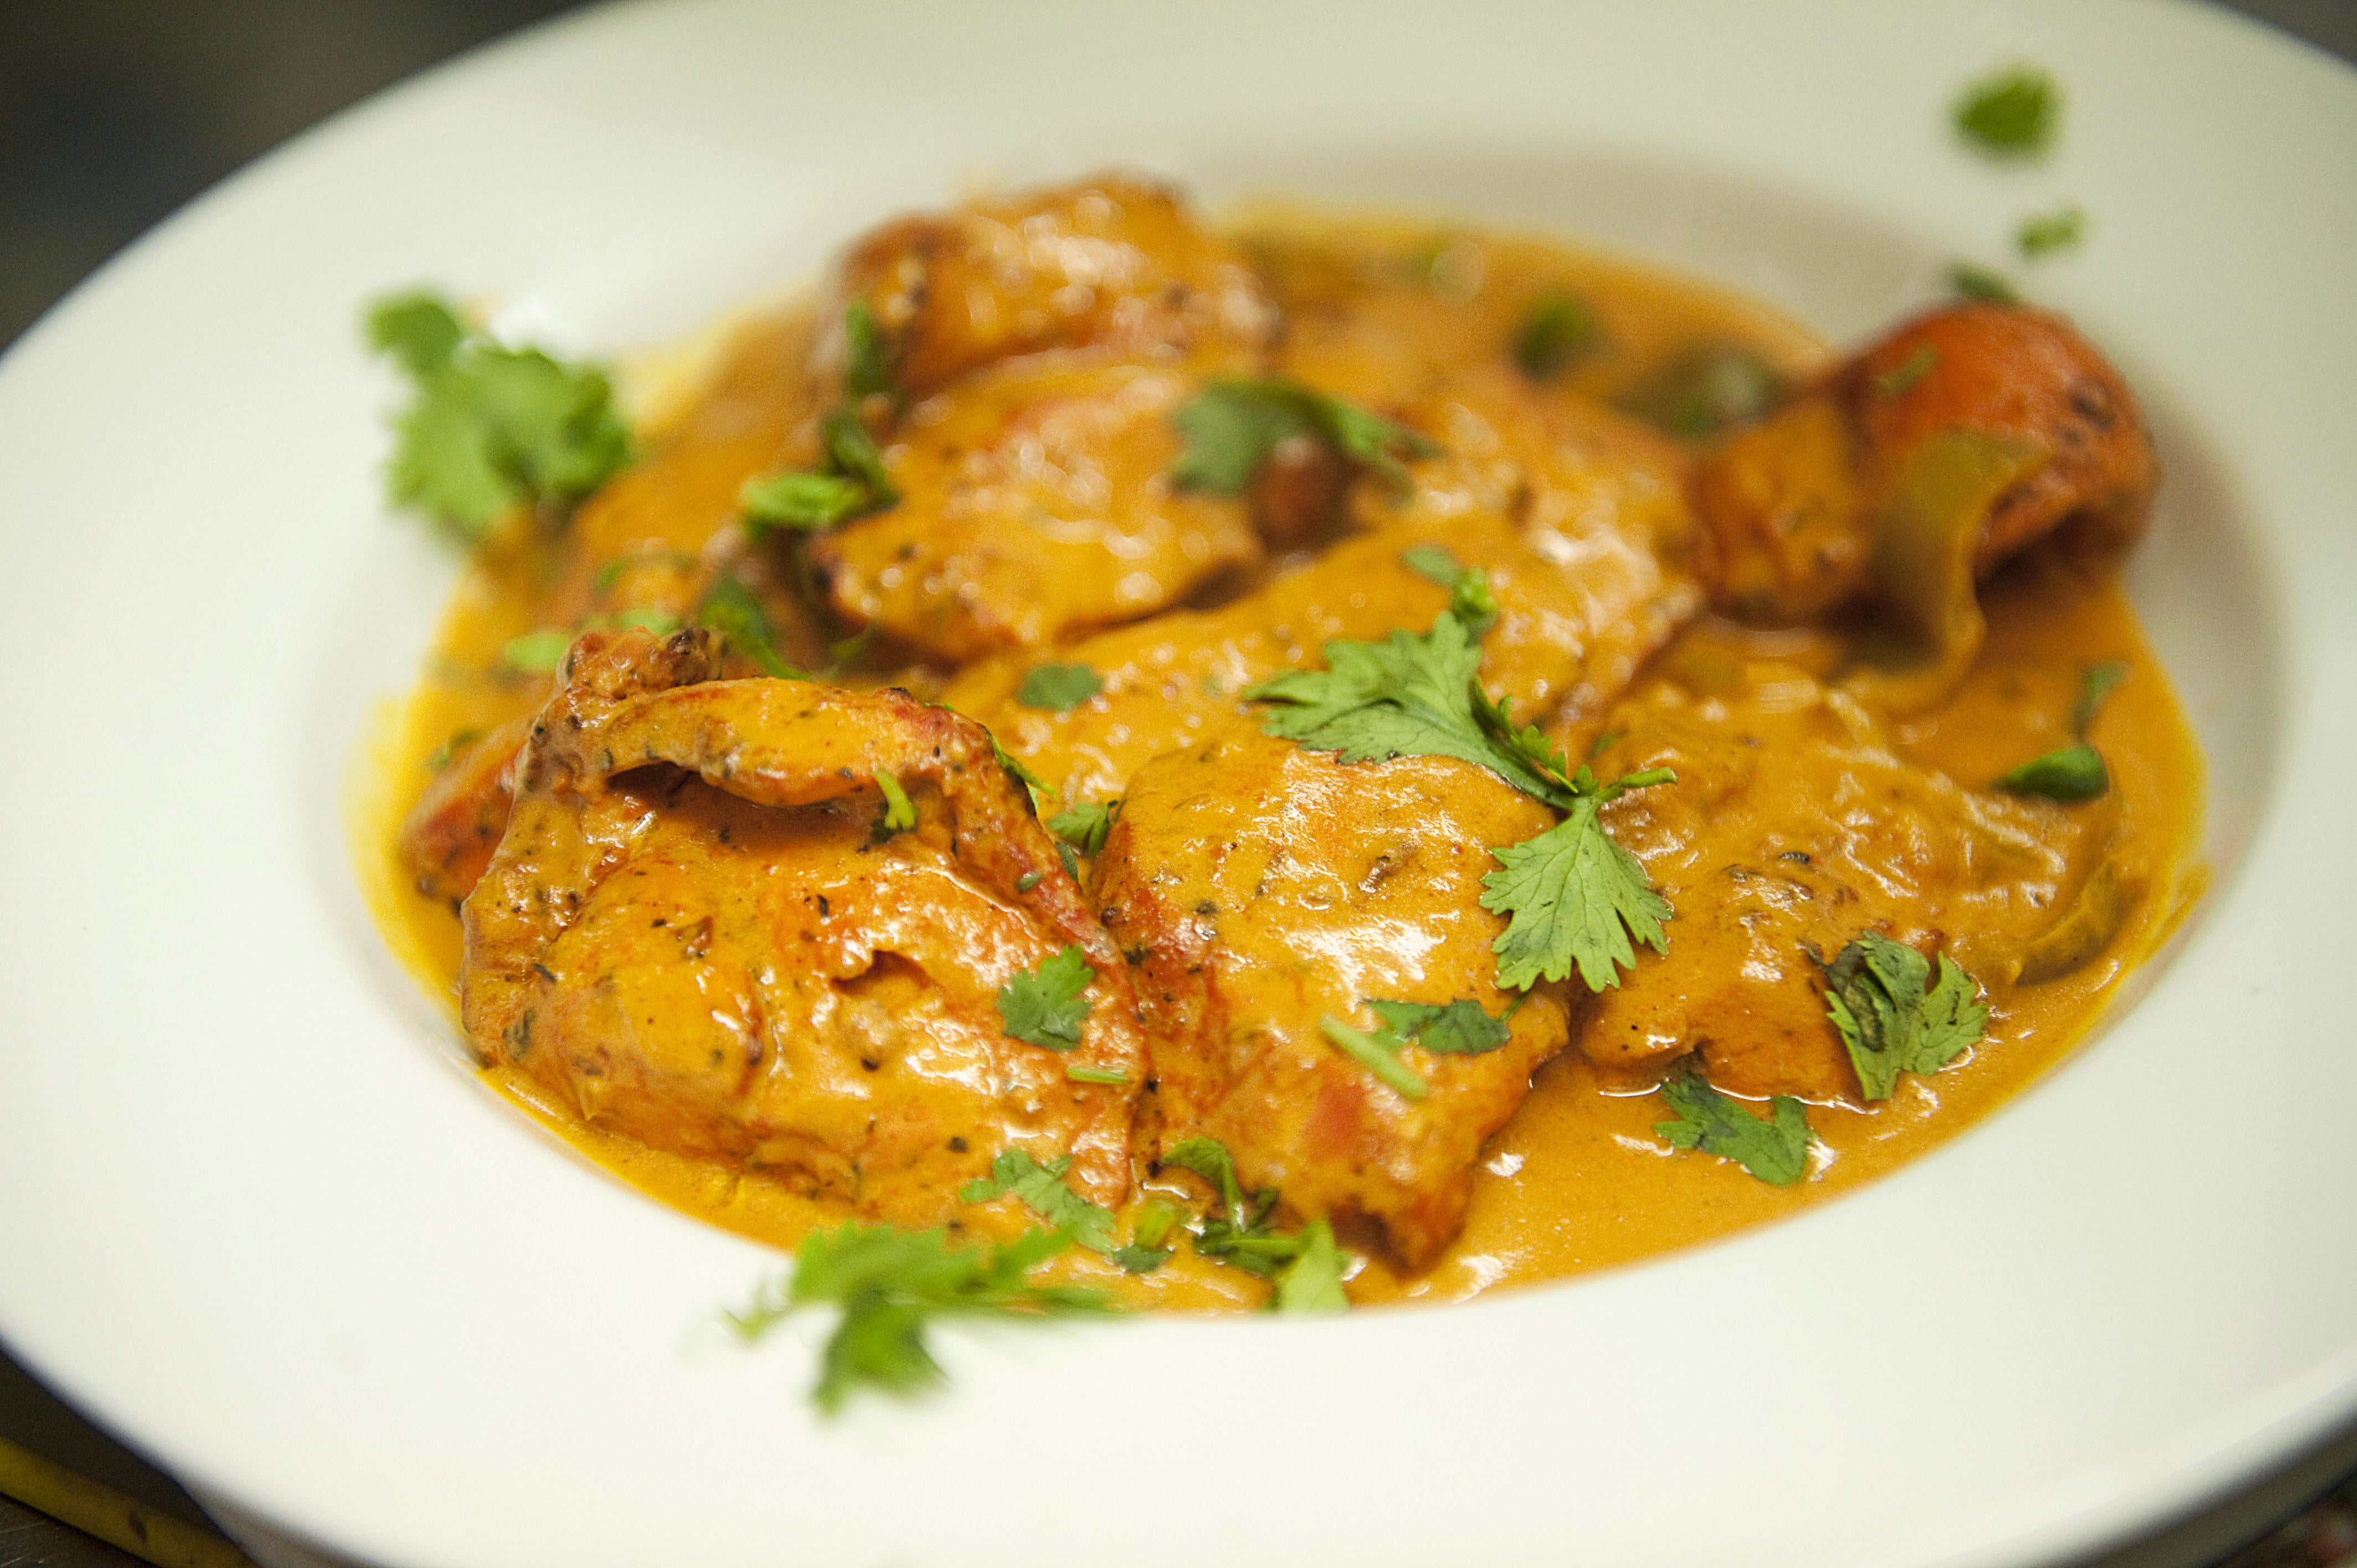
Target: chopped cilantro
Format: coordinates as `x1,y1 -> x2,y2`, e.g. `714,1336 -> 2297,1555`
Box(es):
2072,661 -> 2129,735
1170,378 -> 1437,496
1655,1065 -> 1812,1185
1064,1064 -> 1129,1086
613,606 -> 681,634
1272,1219 -> 1349,1314
819,405 -> 896,502
1873,344 -> 1939,399
1824,933 -> 1988,1102
365,291 -> 631,539
2018,204 -> 2088,260
693,574 -> 801,678
1948,262 -> 2021,303
423,726 -> 482,773
874,770 -> 917,835
1954,64 -> 2061,159
1618,343 -> 1784,439
996,946 -> 1093,1050
1162,1137 -> 1250,1225
1364,997 -> 1511,1056
1048,800 -> 1121,856
728,1222 -> 1111,1413
1016,662 -> 1104,711
1056,842 -> 1082,884
986,732 -> 1054,812
739,470 -> 871,533
960,1151 -> 1166,1273
1481,782 -> 1674,991
1512,291 -> 1598,379
1317,1016 -> 1431,1101
842,301 -> 892,401
1132,1201 -> 1178,1251
1015,871 -> 1043,893
1247,607 -> 1675,992
1997,741 -> 2108,801
1397,544 -> 1499,635
501,627 -> 572,674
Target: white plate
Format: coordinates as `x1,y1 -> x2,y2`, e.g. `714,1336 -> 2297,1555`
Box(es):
2,3 -> 2353,1565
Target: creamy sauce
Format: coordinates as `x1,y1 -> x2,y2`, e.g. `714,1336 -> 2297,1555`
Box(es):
355,200 -> 2203,1307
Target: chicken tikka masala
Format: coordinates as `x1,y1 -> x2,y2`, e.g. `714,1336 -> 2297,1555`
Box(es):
360,173 -> 2201,1314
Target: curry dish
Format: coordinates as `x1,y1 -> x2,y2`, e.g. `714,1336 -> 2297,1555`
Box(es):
361,173 -> 2202,1310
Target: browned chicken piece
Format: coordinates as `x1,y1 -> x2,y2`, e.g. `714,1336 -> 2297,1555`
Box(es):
1696,301 -> 2157,622
1576,673 -> 2102,1103
461,628 -> 1145,1216
823,173 -> 1278,401
399,714 -> 532,908
808,360 -> 1263,664
1093,726 -> 1572,1268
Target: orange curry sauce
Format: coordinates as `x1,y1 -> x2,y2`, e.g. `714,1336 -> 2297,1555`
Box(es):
356,198 -> 2202,1311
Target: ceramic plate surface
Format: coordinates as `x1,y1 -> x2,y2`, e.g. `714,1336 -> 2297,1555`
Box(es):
2,3 -> 2354,1565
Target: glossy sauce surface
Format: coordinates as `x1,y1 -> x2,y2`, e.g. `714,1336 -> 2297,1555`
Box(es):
357,203 -> 2203,1307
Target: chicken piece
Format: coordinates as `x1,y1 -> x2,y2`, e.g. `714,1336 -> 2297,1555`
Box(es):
807,360 -> 1263,663
1695,301 -> 2157,622
949,487 -> 1700,807
1094,726 -> 1571,1268
399,714 -> 531,908
1575,673 -> 2098,1102
822,173 -> 1277,400
461,628 -> 1144,1215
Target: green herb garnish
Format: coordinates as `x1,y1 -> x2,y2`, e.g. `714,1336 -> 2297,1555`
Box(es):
996,946 -> 1094,1050
1873,344 -> 1940,398
1947,262 -> 2021,303
1047,800 -> 1121,856
1617,343 -> 1785,439
1996,742 -> 2108,801
1317,1015 -> 1432,1101
2017,204 -> 2088,260
1953,64 -> 2061,159
728,1223 -> 1111,1413
1655,1065 -> 1812,1185
1272,1220 -> 1349,1314
1016,662 -> 1104,711
693,574 -> 801,678
2072,661 -> 2129,734
1512,291 -> 1598,379
1170,378 -> 1437,496
958,1149 -> 1162,1272
1064,1064 -> 1129,1086
366,291 -> 632,539
873,770 -> 917,835
500,627 -> 572,674
1397,544 -> 1499,636
1161,1137 -> 1348,1309
1823,933 -> 1987,1102
1363,997 -> 1512,1056
842,300 -> 893,401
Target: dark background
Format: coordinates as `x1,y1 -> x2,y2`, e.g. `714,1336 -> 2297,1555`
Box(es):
6,0 -> 2357,353
2,0 -> 2355,1564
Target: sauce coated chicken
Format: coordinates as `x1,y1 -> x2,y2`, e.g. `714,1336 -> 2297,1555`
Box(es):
365,174 -> 2201,1308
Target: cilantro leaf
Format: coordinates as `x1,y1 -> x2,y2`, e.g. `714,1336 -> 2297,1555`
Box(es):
740,471 -> 871,533
1064,1064 -> 1130,1086
996,946 -> 1094,1050
1317,1016 -> 1432,1101
1618,343 -> 1785,439
1873,345 -> 1940,399
1954,64 -> 2062,159
366,290 -> 631,538
1016,662 -> 1104,711
501,628 -> 572,674
1364,997 -> 1511,1056
1247,614 -> 1560,802
1948,262 -> 2021,303
961,1151 -> 1167,1275
1398,544 -> 1499,636
2017,204 -> 2088,260
1823,933 -> 1988,1102
728,1222 -> 1112,1413
1272,1219 -> 1349,1314
1997,741 -> 2108,802
1482,785 -> 1673,992
693,574 -> 801,678
842,300 -> 893,401
2073,661 -> 2129,735
1513,291 -> 1598,380
1655,1065 -> 1812,1185
1048,800 -> 1121,856
873,770 -> 917,835
1170,378 -> 1437,495
1161,1137 -> 1250,1226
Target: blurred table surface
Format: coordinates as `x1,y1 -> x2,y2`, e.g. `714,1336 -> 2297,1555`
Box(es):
5,0 -> 2357,1564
